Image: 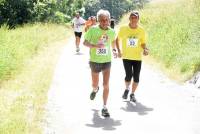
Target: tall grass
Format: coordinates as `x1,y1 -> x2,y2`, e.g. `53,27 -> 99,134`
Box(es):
119,0 -> 200,81
0,23 -> 69,81
0,23 -> 72,134
142,0 -> 200,81
0,40 -> 69,134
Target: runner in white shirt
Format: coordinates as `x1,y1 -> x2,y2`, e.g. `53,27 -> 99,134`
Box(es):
72,12 -> 86,53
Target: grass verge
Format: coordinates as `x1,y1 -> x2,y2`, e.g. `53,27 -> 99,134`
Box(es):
0,23 -> 72,134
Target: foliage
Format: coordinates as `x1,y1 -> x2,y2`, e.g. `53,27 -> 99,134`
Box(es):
0,0 -> 82,27
0,0 -> 148,27
84,0 -> 149,22
0,0 -> 36,28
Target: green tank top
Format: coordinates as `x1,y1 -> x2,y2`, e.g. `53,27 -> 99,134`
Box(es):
84,26 -> 116,63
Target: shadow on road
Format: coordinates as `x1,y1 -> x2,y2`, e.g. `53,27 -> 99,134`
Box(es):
74,52 -> 84,55
120,101 -> 153,115
85,109 -> 122,130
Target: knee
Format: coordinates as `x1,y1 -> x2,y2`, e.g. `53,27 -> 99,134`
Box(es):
134,77 -> 140,83
125,75 -> 132,82
92,82 -> 99,88
103,83 -> 109,90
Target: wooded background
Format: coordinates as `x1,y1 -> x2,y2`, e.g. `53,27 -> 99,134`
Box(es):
0,0 -> 148,28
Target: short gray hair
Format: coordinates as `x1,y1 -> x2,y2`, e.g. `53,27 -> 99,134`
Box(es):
97,9 -> 110,21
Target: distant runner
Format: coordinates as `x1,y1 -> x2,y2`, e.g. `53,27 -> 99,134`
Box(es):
72,12 -> 85,53
85,16 -> 97,32
110,16 -> 115,29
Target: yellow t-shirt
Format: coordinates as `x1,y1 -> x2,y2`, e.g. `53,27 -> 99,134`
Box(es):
118,25 -> 146,61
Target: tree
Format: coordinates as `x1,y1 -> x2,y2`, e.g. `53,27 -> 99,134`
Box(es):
0,0 -> 148,27
83,0 -> 145,22
0,0 -> 36,28
0,0 -> 86,27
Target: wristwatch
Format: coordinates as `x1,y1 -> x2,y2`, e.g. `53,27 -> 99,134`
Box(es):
112,48 -> 116,52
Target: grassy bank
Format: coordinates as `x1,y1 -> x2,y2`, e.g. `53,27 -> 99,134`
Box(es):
0,23 -> 69,81
142,0 -> 200,81
0,23 -> 72,134
119,0 -> 200,81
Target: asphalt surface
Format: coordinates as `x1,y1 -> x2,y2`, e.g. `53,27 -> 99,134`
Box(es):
43,39 -> 200,134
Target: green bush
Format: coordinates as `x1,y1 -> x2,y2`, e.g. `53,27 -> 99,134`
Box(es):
52,11 -> 71,23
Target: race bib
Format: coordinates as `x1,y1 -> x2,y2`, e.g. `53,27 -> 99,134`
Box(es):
96,48 -> 108,55
76,23 -> 80,28
127,38 -> 138,47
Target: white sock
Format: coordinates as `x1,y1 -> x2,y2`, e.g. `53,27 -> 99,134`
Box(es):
103,105 -> 107,109
126,87 -> 130,90
93,87 -> 98,92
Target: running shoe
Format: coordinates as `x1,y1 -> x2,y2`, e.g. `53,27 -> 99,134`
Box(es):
90,87 -> 99,100
76,47 -> 80,53
101,108 -> 110,117
122,89 -> 129,99
130,93 -> 137,103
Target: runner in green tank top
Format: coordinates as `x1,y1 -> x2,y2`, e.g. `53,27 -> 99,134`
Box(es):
83,9 -> 116,117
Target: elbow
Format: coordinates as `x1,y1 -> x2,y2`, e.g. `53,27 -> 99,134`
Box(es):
83,40 -> 86,46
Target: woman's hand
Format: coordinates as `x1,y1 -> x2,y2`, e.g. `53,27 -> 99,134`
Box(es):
143,48 -> 149,56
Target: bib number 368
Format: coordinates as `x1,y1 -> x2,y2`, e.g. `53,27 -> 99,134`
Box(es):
96,48 -> 107,55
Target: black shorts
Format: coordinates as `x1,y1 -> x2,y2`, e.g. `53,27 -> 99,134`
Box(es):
89,61 -> 111,73
74,32 -> 82,38
123,59 -> 142,83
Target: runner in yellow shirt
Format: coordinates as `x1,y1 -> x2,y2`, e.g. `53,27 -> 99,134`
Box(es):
116,11 -> 149,103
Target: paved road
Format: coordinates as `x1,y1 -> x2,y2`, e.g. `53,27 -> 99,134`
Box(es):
43,38 -> 200,134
